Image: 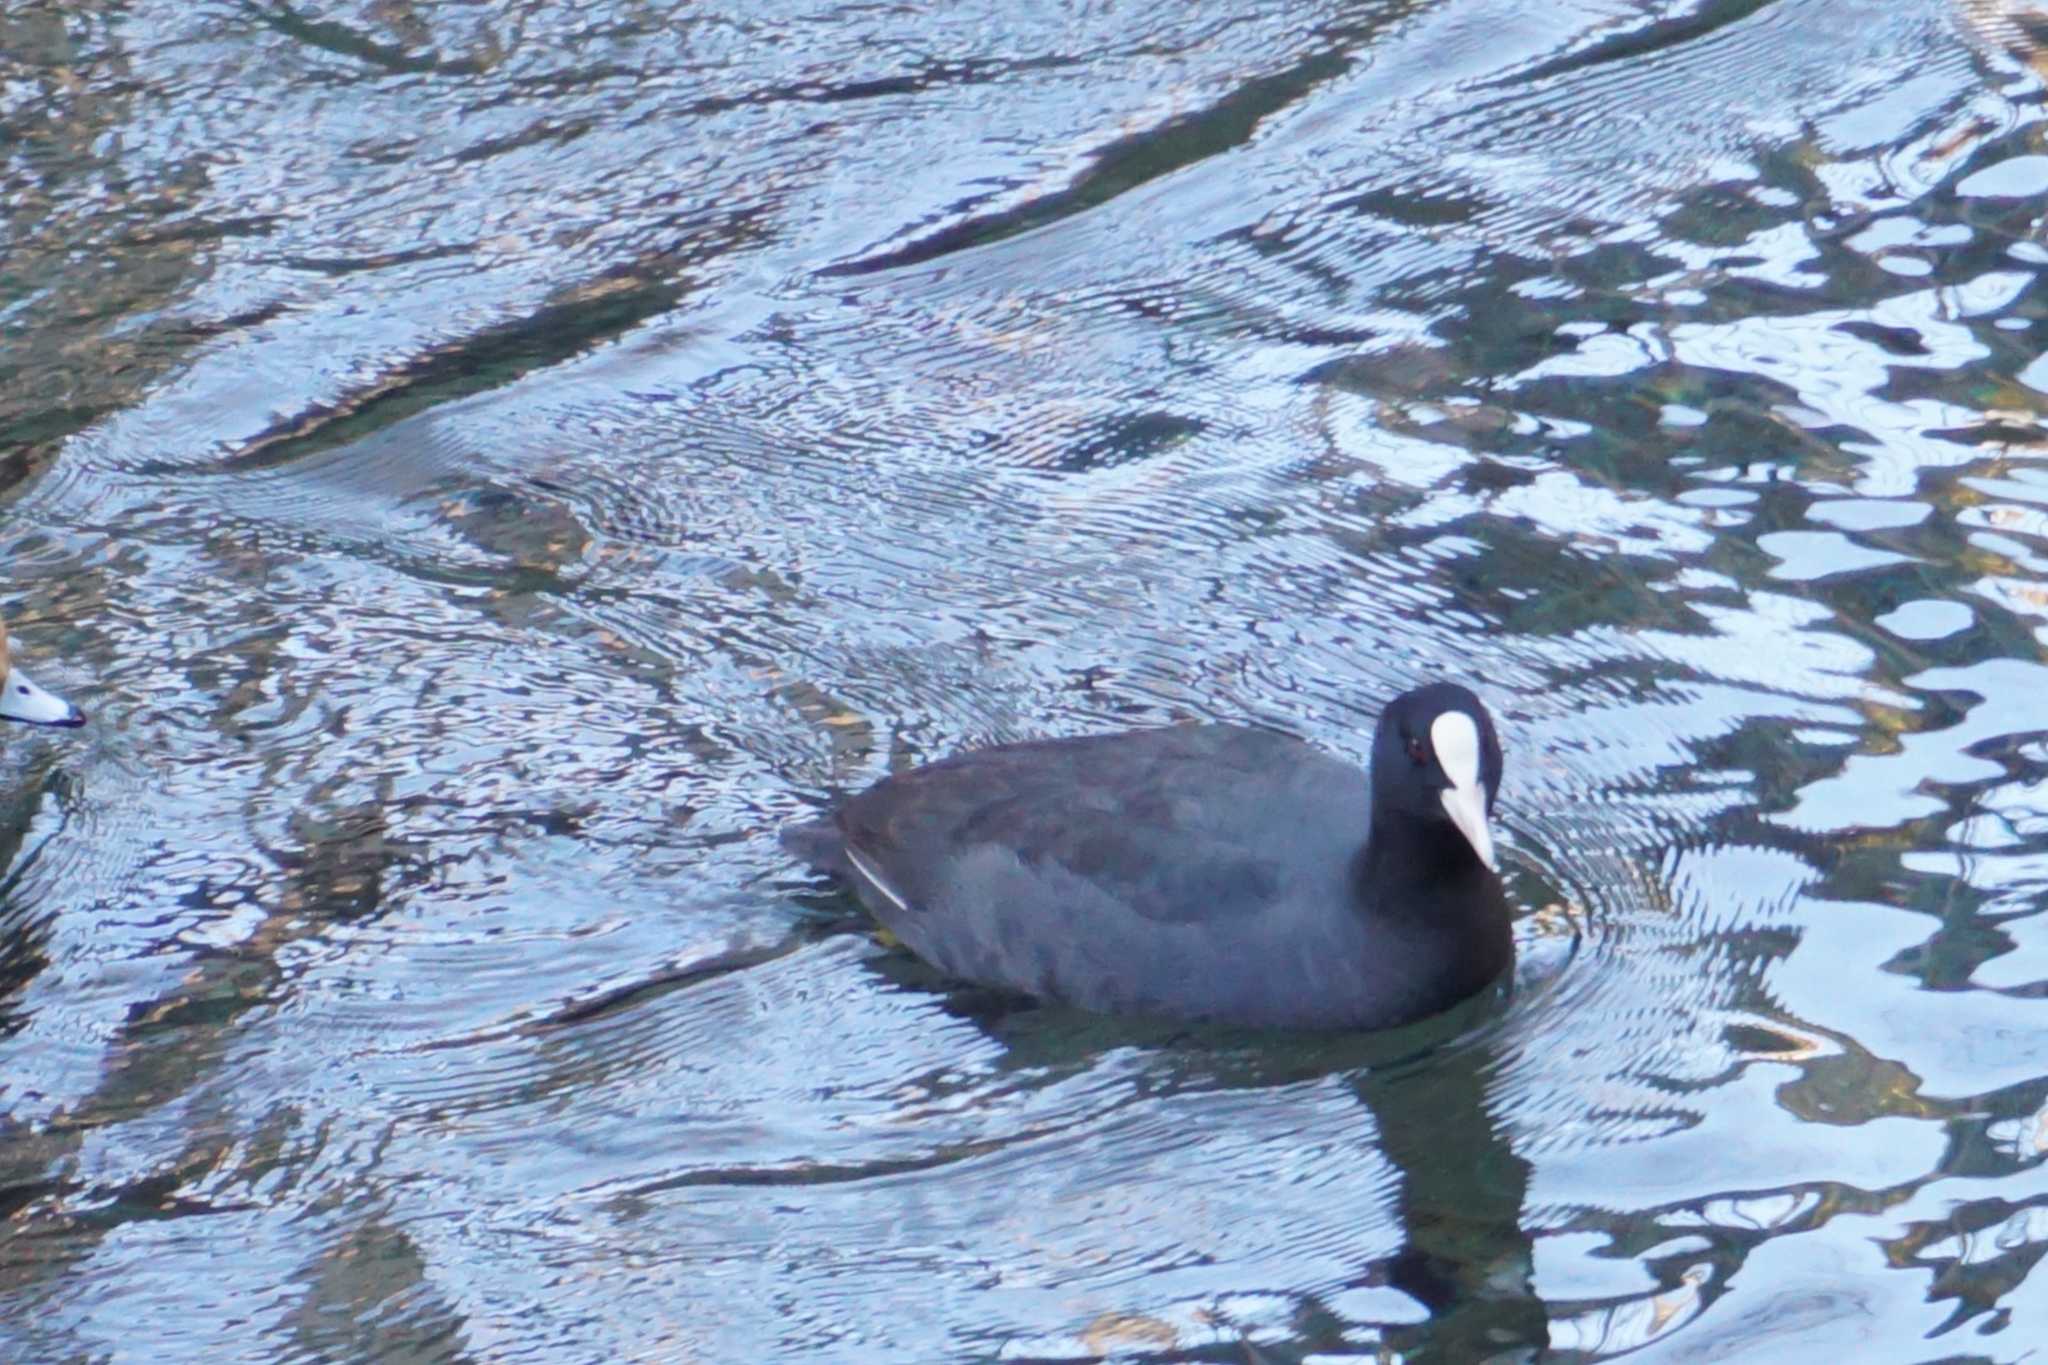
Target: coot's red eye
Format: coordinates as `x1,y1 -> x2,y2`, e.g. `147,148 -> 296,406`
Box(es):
1406,736 -> 1428,765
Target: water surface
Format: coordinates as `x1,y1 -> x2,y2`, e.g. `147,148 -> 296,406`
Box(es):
5,0 -> 2048,1359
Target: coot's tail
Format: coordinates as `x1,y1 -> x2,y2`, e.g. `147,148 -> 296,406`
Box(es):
780,815 -> 849,875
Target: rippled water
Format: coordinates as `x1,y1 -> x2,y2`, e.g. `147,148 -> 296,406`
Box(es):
5,0 -> 2048,1359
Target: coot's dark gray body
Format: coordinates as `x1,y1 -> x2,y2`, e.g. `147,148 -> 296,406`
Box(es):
784,684 -> 1512,1031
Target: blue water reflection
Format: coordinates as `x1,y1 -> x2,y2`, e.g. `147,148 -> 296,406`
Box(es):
4,0 -> 2048,1359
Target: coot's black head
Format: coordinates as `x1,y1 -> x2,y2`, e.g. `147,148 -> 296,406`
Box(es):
1370,683 -> 1502,871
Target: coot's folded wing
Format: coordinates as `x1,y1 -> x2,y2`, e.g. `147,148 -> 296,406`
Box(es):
833,724 -> 1365,926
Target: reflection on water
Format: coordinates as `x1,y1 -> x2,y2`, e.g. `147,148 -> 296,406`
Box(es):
6,0 -> 2048,1358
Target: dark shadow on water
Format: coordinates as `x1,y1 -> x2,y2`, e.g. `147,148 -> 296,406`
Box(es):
0,763 -> 76,1041
1362,1022 -> 1548,1362
883,954 -> 1549,1361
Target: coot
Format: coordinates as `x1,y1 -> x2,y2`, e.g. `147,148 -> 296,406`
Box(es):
0,617 -> 85,728
784,683 -> 1511,1030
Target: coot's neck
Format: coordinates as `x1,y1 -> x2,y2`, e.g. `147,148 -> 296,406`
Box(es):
1356,807 -> 1495,914
1356,805 -> 1513,1013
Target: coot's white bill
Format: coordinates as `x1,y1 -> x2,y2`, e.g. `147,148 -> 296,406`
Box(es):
1431,710 -> 1495,871
0,666 -> 86,727
1440,777 -> 1495,872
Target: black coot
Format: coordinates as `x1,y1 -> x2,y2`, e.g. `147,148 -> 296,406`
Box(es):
783,682 -> 1511,1030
